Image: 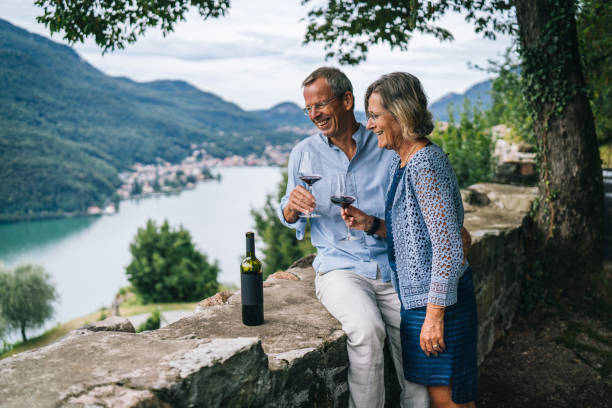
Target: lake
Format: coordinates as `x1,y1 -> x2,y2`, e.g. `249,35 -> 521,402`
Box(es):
0,166 -> 283,340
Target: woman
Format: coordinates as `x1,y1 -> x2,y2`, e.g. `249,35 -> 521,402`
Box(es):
343,72 -> 478,407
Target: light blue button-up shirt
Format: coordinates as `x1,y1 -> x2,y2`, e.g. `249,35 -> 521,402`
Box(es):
277,124 -> 395,281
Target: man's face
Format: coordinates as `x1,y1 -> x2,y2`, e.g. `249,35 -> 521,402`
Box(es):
303,77 -> 353,140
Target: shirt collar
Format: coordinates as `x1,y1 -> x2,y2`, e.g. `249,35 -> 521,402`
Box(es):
317,123 -> 365,150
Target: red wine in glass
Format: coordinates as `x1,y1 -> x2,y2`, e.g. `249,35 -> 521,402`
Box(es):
330,195 -> 355,208
298,152 -> 322,218
299,175 -> 322,187
331,173 -> 359,241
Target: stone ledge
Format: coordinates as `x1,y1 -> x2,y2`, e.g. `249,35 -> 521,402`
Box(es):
0,183 -> 538,407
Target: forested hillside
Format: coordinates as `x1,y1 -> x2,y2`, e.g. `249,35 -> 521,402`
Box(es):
0,19 -> 300,221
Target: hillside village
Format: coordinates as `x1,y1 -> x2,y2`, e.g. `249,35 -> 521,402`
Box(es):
87,123 -> 537,217
86,143 -> 293,215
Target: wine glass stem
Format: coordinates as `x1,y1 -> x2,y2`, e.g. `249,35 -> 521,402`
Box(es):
308,186 -> 314,214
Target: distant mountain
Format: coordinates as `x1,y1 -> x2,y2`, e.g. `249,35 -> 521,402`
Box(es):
256,80 -> 492,132
429,80 -> 492,122
254,101 -> 368,130
0,19 -> 301,221
252,102 -> 313,130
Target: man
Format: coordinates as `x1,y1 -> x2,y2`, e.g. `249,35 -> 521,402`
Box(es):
277,67 -> 429,408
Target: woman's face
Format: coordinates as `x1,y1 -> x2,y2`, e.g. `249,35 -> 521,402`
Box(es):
366,92 -> 402,151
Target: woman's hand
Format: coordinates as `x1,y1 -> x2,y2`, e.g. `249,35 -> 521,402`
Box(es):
340,205 -> 370,231
420,304 -> 446,357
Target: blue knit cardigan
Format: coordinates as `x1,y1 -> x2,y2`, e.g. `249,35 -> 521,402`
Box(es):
386,144 -> 466,309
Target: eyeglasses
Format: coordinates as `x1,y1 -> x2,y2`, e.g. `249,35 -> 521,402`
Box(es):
303,96 -> 339,116
366,111 -> 384,122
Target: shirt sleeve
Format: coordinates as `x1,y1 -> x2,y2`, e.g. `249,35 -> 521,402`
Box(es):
277,148 -> 307,240
411,153 -> 464,307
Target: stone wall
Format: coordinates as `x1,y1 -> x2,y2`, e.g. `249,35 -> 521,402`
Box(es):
0,183 -> 537,408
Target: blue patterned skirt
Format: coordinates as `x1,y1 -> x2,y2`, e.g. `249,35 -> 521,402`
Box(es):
400,267 -> 478,404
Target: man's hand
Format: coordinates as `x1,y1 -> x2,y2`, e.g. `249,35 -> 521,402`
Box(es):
283,185 -> 316,223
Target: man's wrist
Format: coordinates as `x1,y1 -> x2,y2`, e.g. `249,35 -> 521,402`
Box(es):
283,206 -> 299,224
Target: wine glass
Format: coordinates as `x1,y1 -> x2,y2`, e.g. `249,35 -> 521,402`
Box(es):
330,173 -> 359,241
298,151 -> 322,218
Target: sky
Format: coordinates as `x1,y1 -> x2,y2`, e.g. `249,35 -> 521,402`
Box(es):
1,0 -> 514,111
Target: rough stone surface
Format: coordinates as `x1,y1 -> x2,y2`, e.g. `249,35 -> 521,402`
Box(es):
463,183 -> 538,363
0,183 -> 537,407
78,316 -> 136,333
196,290 -> 233,310
267,271 -> 300,281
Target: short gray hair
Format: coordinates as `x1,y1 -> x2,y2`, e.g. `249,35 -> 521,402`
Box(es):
302,66 -> 353,98
365,72 -> 434,140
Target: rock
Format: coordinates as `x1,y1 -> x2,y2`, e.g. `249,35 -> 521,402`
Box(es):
67,385 -> 170,408
196,291 -> 234,310
267,271 -> 300,281
288,253 -> 316,269
465,183 -> 538,214
462,188 -> 491,206
78,316 -> 135,333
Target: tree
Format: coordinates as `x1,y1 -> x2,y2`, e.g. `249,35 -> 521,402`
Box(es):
0,309 -> 7,341
251,171 -> 315,278
34,0 -> 230,53
512,0 -> 603,295
577,0 -> 612,146
0,264 -> 57,342
301,0 -> 605,297
34,0 -> 605,297
126,219 -> 219,303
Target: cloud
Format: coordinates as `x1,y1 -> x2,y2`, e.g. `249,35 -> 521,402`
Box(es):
0,0 -> 513,110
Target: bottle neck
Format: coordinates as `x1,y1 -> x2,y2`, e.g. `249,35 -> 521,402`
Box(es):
246,236 -> 255,257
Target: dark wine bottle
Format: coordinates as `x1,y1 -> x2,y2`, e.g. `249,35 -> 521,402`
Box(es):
240,231 -> 263,326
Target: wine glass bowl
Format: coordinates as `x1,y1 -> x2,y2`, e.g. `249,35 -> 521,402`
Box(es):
297,151 -> 322,218
331,173 -> 359,241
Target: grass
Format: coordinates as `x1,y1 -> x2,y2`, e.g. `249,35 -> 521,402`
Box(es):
0,302 -> 197,360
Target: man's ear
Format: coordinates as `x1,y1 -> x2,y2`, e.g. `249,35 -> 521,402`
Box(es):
343,91 -> 354,112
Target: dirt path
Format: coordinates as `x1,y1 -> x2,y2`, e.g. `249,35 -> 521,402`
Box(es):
478,262 -> 612,407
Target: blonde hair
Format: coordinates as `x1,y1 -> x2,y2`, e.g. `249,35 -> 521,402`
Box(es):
365,72 -> 434,141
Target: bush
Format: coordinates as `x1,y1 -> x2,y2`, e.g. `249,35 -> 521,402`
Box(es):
126,219 -> 219,303
137,309 -> 161,332
0,264 -> 57,342
485,52 -> 535,145
97,308 -> 108,321
431,101 -> 495,188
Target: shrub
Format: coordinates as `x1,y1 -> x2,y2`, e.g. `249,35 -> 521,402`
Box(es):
431,101 -> 495,188
137,309 -> 161,332
126,220 -> 219,303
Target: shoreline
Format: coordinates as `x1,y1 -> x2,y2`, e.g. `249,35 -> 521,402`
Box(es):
0,165 -> 283,225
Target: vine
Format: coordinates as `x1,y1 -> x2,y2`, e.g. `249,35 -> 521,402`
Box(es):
517,0 -> 581,244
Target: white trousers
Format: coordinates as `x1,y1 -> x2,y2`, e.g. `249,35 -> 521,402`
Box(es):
315,269 -> 429,408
